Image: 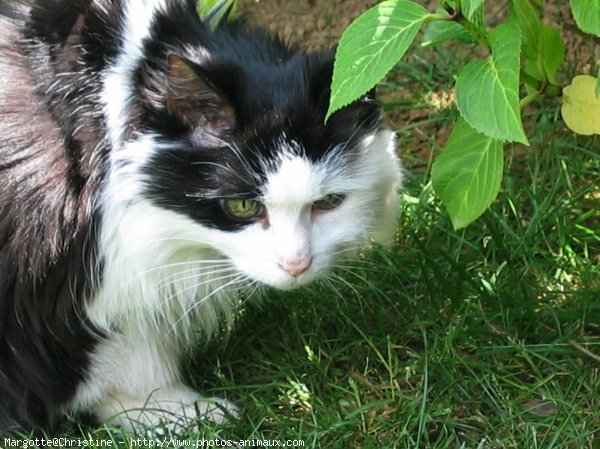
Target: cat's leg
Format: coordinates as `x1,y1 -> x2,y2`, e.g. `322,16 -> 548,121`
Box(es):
72,332 -> 238,431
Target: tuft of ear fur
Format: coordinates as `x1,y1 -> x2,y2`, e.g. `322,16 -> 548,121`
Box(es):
361,87 -> 377,103
307,52 -> 378,127
166,53 -> 236,146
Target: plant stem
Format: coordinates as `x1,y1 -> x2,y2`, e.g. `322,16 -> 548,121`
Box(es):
455,13 -> 490,50
520,70 -> 562,108
521,71 -> 542,91
441,1 -> 491,50
455,0 -> 462,13
425,12 -> 455,22
519,88 -> 543,110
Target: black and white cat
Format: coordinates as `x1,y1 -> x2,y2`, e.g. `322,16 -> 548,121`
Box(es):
0,0 -> 401,432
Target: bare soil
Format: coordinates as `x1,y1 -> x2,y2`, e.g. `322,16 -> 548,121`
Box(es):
238,0 -> 381,51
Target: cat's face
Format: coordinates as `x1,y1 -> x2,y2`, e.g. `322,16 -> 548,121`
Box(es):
108,49 -> 401,292
189,128 -> 399,290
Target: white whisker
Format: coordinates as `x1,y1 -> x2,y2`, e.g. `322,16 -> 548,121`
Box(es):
335,259 -> 380,271
169,274 -> 250,332
125,259 -> 233,287
187,161 -> 252,192
238,280 -> 263,307
332,265 -> 375,283
324,245 -> 367,258
156,271 -> 242,313
322,276 -> 347,303
156,266 -> 237,289
328,271 -> 362,299
332,265 -> 392,303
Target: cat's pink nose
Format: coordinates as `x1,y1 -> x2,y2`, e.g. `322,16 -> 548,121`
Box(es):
279,255 -> 312,277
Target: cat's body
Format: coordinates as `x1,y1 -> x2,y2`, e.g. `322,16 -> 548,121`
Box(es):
0,0 -> 401,432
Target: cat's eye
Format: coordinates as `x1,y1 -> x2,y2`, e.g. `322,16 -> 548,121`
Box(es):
221,198 -> 265,220
312,194 -> 346,211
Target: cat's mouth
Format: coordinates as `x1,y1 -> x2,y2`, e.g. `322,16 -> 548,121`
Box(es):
240,262 -> 319,292
268,263 -> 324,291
274,275 -> 312,291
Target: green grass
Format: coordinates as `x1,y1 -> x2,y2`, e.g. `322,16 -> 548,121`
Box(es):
12,44 -> 600,449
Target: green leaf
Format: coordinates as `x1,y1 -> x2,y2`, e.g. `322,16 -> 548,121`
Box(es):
462,0 -> 485,21
326,0 -> 430,121
512,0 -> 541,60
570,0 -> 600,36
422,18 -> 475,47
460,0 -> 486,39
455,21 -> 529,144
197,0 -> 237,29
538,25 -> 564,85
432,118 -> 504,229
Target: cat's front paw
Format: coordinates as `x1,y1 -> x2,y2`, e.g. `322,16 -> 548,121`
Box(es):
94,384 -> 239,432
194,395 -> 240,425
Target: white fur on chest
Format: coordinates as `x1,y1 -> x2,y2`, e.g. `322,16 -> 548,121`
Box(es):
88,201 -> 242,338
74,141 -> 247,414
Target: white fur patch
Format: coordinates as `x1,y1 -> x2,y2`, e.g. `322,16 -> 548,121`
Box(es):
101,0 -> 166,148
77,134 -> 247,419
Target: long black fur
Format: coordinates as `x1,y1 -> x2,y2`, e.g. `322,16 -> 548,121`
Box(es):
0,0 -> 111,430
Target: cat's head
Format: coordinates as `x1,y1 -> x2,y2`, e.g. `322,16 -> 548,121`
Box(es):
103,22 -> 401,292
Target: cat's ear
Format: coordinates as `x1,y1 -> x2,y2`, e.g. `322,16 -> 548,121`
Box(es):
166,54 -> 236,143
361,87 -> 377,103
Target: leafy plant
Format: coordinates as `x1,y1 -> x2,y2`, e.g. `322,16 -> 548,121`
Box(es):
327,0 -> 600,229
197,0 -> 238,29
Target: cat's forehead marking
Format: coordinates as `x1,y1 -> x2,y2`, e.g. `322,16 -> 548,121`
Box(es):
262,151 -> 323,207
259,137 -> 342,207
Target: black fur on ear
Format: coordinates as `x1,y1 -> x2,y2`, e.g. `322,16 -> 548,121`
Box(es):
361,87 -> 377,103
166,53 -> 236,146
307,50 -> 377,116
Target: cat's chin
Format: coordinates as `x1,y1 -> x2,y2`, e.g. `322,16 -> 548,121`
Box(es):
270,279 -> 307,291
258,270 -> 322,291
